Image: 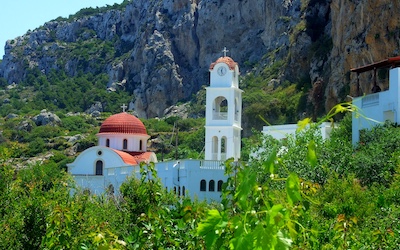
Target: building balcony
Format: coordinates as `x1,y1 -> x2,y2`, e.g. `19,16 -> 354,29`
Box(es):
213,112 -> 228,120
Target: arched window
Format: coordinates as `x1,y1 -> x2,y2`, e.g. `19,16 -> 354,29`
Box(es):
123,139 -> 128,150
106,139 -> 110,147
95,160 -> 103,175
217,180 -> 223,192
221,136 -> 227,160
209,180 -> 215,192
200,179 -> 206,191
174,186 -> 177,194
178,186 -> 181,196
139,140 -> 143,151
182,186 -> 185,196
213,96 -> 228,120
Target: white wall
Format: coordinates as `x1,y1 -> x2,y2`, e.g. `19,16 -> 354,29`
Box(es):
97,133 -> 149,151
352,67 -> 400,143
71,158 -> 229,202
263,122 -> 335,140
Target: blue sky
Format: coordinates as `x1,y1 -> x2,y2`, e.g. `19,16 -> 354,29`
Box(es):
0,0 -> 124,58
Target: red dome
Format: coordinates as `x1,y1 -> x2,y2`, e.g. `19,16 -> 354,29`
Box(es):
99,112 -> 147,135
209,56 -> 238,70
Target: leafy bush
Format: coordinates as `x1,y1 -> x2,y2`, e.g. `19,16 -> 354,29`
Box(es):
1,103 -> 400,248
353,122 -> 400,186
61,115 -> 95,134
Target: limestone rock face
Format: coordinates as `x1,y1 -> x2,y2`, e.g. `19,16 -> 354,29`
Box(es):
85,101 -> 103,115
32,109 -> 61,126
328,0 -> 400,109
1,0 -> 399,117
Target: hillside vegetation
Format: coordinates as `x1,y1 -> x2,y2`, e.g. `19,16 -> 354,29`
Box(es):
1,111 -> 400,248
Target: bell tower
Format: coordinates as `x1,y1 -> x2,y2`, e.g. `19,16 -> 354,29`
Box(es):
205,48 -> 242,161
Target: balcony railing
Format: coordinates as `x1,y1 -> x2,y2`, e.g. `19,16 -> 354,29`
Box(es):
213,112 -> 228,120
200,160 -> 225,170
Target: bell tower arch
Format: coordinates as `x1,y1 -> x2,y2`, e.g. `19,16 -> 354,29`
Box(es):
205,49 -> 242,161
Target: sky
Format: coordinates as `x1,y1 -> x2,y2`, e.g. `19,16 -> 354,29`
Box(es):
0,0 -> 124,58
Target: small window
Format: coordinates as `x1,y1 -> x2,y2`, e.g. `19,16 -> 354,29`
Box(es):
97,150 -> 102,156
200,179 -> 206,191
95,160 -> 103,175
174,186 -> 177,194
178,186 -> 181,196
123,139 -> 128,150
217,180 -> 223,192
182,186 -> 185,196
209,180 -> 215,192
139,140 -> 143,151
106,139 -> 110,147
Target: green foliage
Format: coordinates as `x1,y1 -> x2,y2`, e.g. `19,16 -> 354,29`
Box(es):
143,117 -> 205,160
1,102 -> 400,248
352,122 -> 400,186
119,162 -> 206,249
61,115 -> 96,135
188,86 -> 206,117
52,0 -> 131,22
241,63 -> 308,130
197,157 -> 312,249
120,163 -> 165,216
18,69 -> 132,114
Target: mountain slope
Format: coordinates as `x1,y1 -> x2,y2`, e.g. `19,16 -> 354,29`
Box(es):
1,0 -> 399,123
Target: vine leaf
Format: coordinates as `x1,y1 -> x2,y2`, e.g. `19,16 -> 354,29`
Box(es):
263,145 -> 277,174
297,118 -> 311,132
307,140 -> 317,168
197,209 -> 223,249
286,173 -> 302,206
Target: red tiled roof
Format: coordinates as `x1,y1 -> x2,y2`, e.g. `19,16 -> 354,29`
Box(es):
99,112 -> 147,135
111,149 -> 138,165
209,56 -> 238,70
131,152 -> 154,162
112,150 -> 154,165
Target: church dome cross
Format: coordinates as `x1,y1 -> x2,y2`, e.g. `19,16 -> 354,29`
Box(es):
222,47 -> 229,57
121,103 -> 127,112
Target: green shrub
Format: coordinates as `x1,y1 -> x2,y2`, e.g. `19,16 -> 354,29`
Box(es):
353,122 -> 400,186
61,115 -> 92,134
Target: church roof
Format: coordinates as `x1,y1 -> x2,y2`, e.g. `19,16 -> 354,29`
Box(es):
111,149 -> 138,165
99,112 -> 147,135
111,150 -> 155,165
209,56 -> 238,70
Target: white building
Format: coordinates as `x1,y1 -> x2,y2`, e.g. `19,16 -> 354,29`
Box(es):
263,122 -> 335,140
68,53 -> 243,202
351,56 -> 400,144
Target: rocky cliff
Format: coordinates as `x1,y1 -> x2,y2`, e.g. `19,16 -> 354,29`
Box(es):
1,0 -> 399,118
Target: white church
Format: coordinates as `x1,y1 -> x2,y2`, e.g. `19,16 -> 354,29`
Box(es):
68,52 -> 242,202
68,49 -> 400,201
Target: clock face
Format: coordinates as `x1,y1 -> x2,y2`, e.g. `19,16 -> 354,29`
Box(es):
217,66 -> 227,76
